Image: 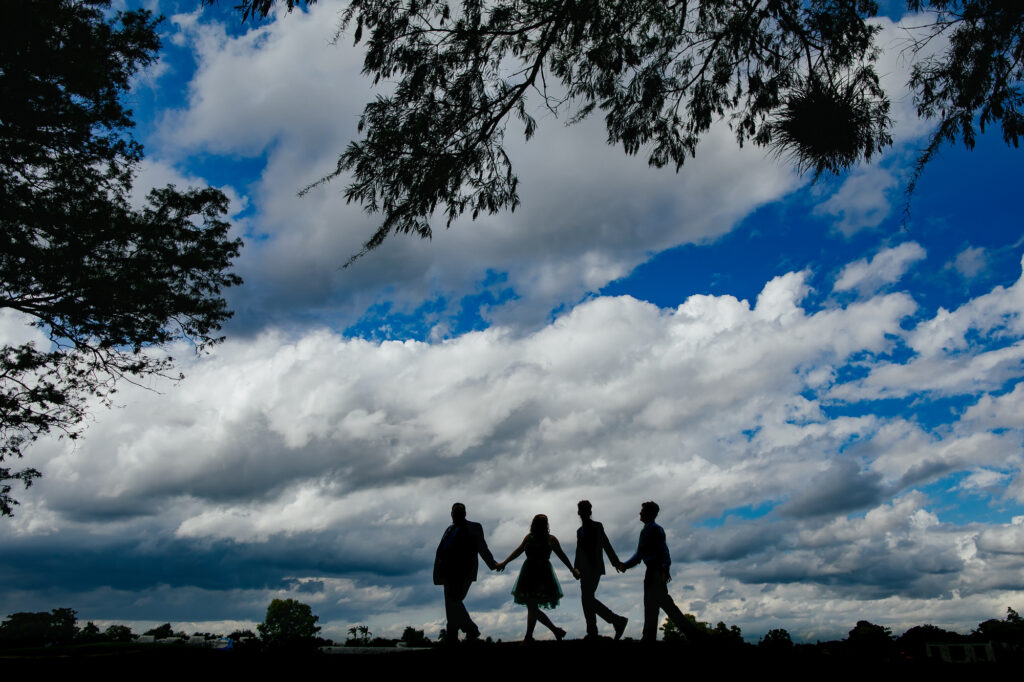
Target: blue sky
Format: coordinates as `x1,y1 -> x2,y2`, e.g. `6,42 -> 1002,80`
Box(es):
1,1 -> 1022,643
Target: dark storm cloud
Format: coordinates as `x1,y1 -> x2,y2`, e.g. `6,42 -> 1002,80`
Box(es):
679,519 -> 791,562
0,521 -> 438,597
780,459 -> 886,518
0,536 -> 283,593
721,535 -> 963,599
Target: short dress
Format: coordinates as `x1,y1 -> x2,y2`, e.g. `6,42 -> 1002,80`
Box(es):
511,534 -> 563,609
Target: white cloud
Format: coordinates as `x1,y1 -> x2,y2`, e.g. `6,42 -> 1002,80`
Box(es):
870,14 -> 950,145
0,309 -> 49,348
976,517 -> 1024,555
959,469 -> 1011,493
961,382 -> 1024,431
952,246 -> 989,280
815,165 -> 899,235
834,242 -> 927,295
131,158 -> 248,219
829,254 -> 1024,401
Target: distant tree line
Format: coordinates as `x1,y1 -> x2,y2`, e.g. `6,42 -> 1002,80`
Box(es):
0,600 -> 434,652
660,607 -> 1024,662
2,602 -> 1021,661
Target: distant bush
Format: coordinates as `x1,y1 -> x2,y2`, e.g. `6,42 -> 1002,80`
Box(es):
103,624 -> 134,642
400,626 -> 431,647
144,623 -> 175,639
759,628 -> 793,652
77,621 -> 103,643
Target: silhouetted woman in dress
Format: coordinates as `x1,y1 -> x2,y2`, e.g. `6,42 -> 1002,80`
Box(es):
496,514 -> 580,641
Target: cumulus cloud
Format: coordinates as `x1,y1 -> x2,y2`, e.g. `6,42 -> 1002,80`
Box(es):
833,242 -> 927,295
976,517 -> 1024,555
814,166 -> 899,235
961,382 -> 1024,431
828,254 -> 1024,401
4,251 -> 1023,639
951,246 -> 990,280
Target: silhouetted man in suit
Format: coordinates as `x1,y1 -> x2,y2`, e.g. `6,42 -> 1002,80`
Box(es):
620,500 -> 698,642
575,500 -> 628,640
434,502 -> 497,642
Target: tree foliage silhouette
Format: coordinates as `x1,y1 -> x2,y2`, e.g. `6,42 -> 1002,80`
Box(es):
258,598 -> 321,648
144,623 -> 175,639
102,624 -> 135,643
400,625 -> 431,647
905,1 -> 1024,194
208,1 -> 1020,262
0,608 -> 78,647
0,0 -> 243,515
759,627 -> 793,650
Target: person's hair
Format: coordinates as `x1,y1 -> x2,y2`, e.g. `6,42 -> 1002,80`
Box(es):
530,514 -> 549,537
577,500 -> 592,517
641,501 -> 659,519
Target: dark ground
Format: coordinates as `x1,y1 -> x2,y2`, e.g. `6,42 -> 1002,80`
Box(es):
1,638 -> 1015,676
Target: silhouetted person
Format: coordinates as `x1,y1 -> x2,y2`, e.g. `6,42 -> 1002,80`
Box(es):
619,501 -> 697,642
434,502 -> 497,643
496,513 -> 579,642
575,500 -> 628,640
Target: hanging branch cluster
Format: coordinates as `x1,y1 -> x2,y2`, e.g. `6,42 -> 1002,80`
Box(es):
218,1 -> 1022,258
1,0 -> 243,515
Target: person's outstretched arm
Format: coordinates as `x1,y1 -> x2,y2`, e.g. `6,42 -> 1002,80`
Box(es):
600,523 -> 623,570
470,522 -> 498,570
551,536 -> 580,579
495,535 -> 529,571
621,527 -> 646,571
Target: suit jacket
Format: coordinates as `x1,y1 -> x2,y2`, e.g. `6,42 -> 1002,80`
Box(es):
434,520 -> 496,585
622,521 -> 671,579
574,519 -> 620,577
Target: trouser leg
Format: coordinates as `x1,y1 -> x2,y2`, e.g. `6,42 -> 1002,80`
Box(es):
582,574 -> 621,636
592,595 -> 621,625
642,576 -> 662,642
580,574 -> 599,635
644,571 -> 693,641
659,588 -> 693,638
444,579 -> 476,637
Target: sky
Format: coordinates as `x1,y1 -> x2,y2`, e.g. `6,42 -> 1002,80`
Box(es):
1,1 -> 1022,643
